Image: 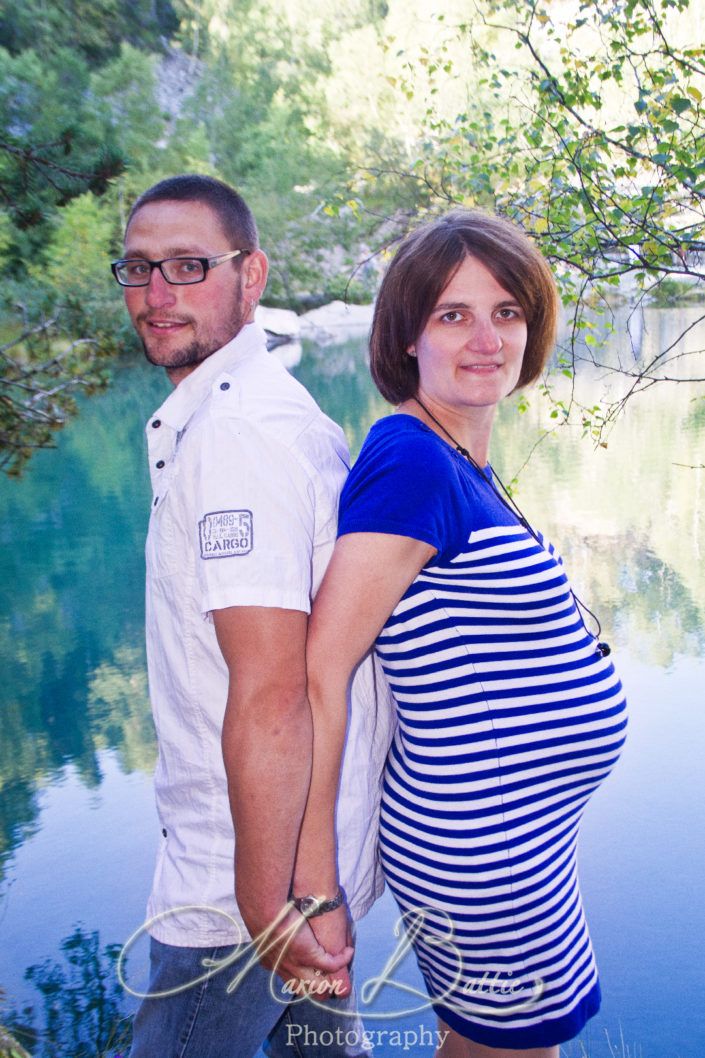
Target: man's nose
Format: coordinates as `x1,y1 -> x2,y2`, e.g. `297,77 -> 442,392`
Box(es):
145,266 -> 177,308
468,318 -> 502,354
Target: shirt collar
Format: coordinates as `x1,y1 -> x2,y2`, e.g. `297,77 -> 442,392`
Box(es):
148,323 -> 268,432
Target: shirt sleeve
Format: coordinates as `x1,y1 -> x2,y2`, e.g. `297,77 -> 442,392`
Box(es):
338,422 -> 470,561
191,409 -> 315,617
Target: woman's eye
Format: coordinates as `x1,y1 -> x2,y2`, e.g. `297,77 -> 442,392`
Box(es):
497,307 -> 521,320
440,311 -> 463,323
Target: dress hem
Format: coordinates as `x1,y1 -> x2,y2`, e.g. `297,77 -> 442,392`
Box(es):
432,979 -> 601,1048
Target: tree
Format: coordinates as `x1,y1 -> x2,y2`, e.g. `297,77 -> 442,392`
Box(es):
345,0 -> 705,441
0,43 -> 128,476
3,0 -> 704,472
0,0 -> 178,63
0,46 -> 125,238
0,320 -> 105,476
0,191 -> 130,474
175,0 -> 388,307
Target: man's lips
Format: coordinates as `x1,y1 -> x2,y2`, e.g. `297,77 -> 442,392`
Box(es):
140,317 -> 192,332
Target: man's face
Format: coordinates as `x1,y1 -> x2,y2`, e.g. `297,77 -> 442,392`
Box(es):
123,199 -> 250,373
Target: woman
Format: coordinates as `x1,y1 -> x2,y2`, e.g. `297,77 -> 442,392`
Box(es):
293,210 -> 628,1056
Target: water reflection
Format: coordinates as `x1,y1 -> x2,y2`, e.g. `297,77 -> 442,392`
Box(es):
0,362 -> 166,876
557,301 -> 705,382
489,313 -> 705,668
294,336 -> 388,456
1,319 -> 704,878
0,311 -> 703,1043
4,926 -> 132,1058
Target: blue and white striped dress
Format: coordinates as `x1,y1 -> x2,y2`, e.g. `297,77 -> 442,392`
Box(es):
339,416 -> 627,1048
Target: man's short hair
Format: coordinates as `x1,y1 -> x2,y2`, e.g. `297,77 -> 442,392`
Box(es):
127,174 -> 259,251
370,209 -> 559,405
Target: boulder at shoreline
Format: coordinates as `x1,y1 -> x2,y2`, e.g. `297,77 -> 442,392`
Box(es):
257,301 -> 373,348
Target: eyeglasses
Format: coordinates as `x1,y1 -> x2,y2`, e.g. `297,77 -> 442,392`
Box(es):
111,249 -> 251,287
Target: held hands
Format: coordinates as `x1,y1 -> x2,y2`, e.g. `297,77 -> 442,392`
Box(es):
307,903 -> 354,998
249,903 -> 354,999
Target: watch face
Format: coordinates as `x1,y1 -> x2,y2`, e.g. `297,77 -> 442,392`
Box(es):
294,890 -> 342,917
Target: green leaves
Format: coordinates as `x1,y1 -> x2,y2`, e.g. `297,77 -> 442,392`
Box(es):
370,0 -> 704,441
670,95 -> 691,114
0,0 -> 178,63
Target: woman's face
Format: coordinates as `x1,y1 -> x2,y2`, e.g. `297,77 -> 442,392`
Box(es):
411,254 -> 528,415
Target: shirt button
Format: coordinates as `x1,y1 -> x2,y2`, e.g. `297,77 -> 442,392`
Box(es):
162,828 -> 167,838
156,460 -> 165,469
152,419 -> 161,428
153,497 -> 159,506
220,381 -> 230,391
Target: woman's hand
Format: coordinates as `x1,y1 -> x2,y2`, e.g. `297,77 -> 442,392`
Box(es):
306,904 -> 355,998
250,904 -> 353,991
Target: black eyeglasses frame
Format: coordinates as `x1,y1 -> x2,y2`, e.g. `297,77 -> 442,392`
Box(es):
110,249 -> 251,287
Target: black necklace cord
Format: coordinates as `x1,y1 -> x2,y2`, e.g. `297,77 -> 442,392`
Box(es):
411,397 -> 611,658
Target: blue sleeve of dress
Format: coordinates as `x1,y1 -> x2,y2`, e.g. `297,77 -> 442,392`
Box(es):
338,418 -> 470,561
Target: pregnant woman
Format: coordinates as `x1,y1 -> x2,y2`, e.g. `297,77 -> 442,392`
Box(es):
293,210 -> 628,1056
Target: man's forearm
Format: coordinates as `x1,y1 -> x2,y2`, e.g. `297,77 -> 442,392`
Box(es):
223,683 -> 313,934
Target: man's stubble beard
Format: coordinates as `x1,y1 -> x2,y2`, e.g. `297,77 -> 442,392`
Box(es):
140,285 -> 249,370
142,334 -> 220,371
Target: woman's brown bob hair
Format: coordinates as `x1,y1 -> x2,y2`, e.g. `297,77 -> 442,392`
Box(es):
370,209 -> 559,404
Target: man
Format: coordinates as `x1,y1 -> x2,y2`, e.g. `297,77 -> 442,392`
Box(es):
112,174 -> 394,1058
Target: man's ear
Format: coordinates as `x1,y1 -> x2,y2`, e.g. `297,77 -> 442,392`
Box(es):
242,249 -> 268,304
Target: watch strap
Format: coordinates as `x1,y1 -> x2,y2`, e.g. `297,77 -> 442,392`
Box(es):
291,887 -> 345,918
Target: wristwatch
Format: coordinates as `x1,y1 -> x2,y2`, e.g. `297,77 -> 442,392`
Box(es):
291,887 -> 345,918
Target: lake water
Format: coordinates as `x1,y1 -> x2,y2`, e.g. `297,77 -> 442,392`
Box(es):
1,306 -> 704,1057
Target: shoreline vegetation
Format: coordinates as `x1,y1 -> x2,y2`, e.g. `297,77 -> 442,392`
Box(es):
0,1022 -> 31,1058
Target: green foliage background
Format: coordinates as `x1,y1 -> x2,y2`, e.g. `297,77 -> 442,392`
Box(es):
1,0 -> 704,472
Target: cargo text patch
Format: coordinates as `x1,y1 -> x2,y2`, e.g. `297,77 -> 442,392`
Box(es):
199,510 -> 253,559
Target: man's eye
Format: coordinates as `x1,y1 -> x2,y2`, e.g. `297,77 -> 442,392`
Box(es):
175,259 -> 201,275
126,261 -> 149,277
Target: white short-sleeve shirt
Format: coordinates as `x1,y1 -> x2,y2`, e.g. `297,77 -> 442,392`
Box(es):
143,323 -> 395,946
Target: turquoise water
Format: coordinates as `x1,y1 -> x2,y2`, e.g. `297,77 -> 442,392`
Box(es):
1,308 -> 704,1056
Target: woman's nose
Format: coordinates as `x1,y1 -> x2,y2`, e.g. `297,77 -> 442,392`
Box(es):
467,318 -> 502,354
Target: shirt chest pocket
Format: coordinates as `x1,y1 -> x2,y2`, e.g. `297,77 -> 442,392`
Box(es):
146,484 -> 189,580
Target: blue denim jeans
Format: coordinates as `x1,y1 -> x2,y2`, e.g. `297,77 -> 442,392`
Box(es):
128,938 -> 372,1058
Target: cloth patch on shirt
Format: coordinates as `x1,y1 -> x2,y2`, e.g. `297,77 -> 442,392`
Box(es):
199,510 -> 253,559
